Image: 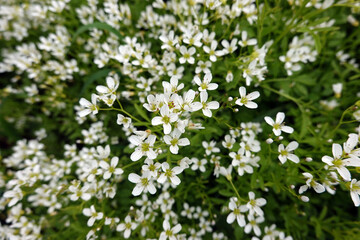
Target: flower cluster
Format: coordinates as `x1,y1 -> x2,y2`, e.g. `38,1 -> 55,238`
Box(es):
1,0 -> 360,239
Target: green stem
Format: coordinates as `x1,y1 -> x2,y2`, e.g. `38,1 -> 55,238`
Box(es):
229,178 -> 246,202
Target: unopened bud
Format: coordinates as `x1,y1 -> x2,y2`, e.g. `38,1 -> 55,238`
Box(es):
228,97 -> 233,101
300,196 -> 309,202
266,138 -> 273,144
305,157 -> 313,162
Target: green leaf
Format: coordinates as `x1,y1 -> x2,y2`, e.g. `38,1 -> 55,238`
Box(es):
310,32 -> 322,54
79,68 -> 113,97
134,104 -> 150,122
72,22 -> 124,42
299,112 -> 310,139
219,189 -> 234,197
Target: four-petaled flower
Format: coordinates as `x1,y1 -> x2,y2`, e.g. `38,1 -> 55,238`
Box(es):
83,205 -> 103,227
99,156 -> 124,180
78,94 -> 99,117
128,171 -> 156,196
163,129 -> 190,154
235,86 -> 260,109
157,162 -> 183,186
152,105 -> 178,134
278,141 -> 300,164
129,135 -> 157,161
264,112 -> 294,136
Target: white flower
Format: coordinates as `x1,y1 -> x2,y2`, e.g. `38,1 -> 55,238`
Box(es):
322,143 -> 360,181
163,129 -> 190,154
350,179 -> 360,207
157,162 -> 183,185
159,220 -> 182,240
238,31 -> 257,47
78,94 -> 99,117
264,112 -> 294,136
129,134 -> 157,161
203,40 -> 223,62
202,140 -> 220,155
183,32 -> 203,47
222,134 -> 235,149
159,30 -> 178,50
221,38 -> 238,54
151,105 -> 179,134
96,76 -> 119,96
194,72 -> 218,92
143,94 -> 161,112
163,76 -> 184,94
299,172 -> 325,194
83,205 -> 103,227
191,158 -> 207,172
117,114 -> 132,128
219,165 -> 233,180
278,141 -> 300,164
332,83 -> 343,98
191,91 -> 219,117
3,187 -> 23,207
69,185 -> 91,201
235,86 -> 260,109
181,203 -> 195,219
128,171 -> 156,196
195,60 -> 212,74
244,214 -> 264,236
179,46 -> 196,64
244,191 -> 267,216
117,215 -> 137,239
142,158 -> 161,178
99,157 -> 124,180
227,197 -> 246,227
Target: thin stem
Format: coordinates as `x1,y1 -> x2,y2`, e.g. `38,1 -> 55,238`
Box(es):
122,161 -> 141,170
229,178 -> 246,202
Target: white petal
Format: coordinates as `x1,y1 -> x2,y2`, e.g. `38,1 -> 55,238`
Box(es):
152,116 -> 163,126
239,86 -> 246,97
350,191 -> 360,207
226,213 -> 235,224
130,150 -> 142,161
287,154 -> 300,163
132,185 -> 144,196
207,101 -> 219,110
170,175 -> 181,185
178,138 -> 190,146
281,126 -> 294,134
287,141 -> 299,151
245,102 -> 258,109
99,161 -> 109,170
247,91 -> 260,100
128,173 -> 141,183
332,143 -> 343,159
276,112 -> 285,124
172,224 -> 182,234
78,109 -> 92,117
264,116 -> 274,126
322,156 -> 334,165
147,184 -> 157,194
163,123 -> 171,134
337,166 -> 351,181
103,171 -> 111,179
